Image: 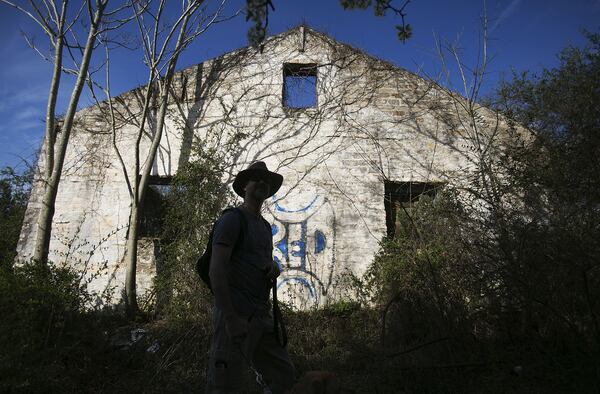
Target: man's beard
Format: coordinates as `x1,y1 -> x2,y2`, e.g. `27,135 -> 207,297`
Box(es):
254,184 -> 270,200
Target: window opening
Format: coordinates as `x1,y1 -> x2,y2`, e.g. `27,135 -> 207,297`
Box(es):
139,175 -> 172,238
283,63 -> 317,108
384,181 -> 441,238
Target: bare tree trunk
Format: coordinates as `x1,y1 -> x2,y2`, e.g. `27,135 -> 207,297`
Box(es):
123,10 -> 192,316
124,204 -> 141,314
43,1 -> 68,181
33,1 -> 107,264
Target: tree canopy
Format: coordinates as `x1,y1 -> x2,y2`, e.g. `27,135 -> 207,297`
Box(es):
497,31 -> 600,206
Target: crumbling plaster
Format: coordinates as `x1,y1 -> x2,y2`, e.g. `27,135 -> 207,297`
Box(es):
16,26 -> 510,307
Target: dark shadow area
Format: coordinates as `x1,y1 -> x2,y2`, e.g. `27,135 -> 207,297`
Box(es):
384,181 -> 442,238
139,175 -> 172,238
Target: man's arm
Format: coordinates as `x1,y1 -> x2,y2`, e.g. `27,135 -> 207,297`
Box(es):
209,244 -> 248,341
263,218 -> 281,282
265,259 -> 281,281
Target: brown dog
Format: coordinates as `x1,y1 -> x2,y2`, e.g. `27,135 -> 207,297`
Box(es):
287,371 -> 341,394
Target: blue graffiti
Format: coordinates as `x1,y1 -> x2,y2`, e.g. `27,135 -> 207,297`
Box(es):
273,221 -> 308,270
277,277 -> 316,298
291,222 -> 306,269
273,255 -> 283,271
270,194 -> 335,304
273,195 -> 319,213
290,239 -> 306,258
315,230 -> 326,254
276,237 -> 288,261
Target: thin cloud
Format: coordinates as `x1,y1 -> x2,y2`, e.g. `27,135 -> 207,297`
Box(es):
0,88 -> 47,113
0,72 -> 73,169
12,89 -> 48,105
491,0 -> 522,32
14,106 -> 43,121
0,36 -> 53,78
0,118 -> 43,133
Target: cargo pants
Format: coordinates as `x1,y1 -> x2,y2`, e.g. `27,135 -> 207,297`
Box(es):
205,307 -> 295,393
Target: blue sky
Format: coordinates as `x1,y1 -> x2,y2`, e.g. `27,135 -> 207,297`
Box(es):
0,0 -> 599,171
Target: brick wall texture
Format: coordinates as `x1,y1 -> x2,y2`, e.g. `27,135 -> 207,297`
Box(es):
16,27 -> 512,308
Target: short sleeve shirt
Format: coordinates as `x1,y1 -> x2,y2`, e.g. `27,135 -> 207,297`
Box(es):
212,207 -> 273,316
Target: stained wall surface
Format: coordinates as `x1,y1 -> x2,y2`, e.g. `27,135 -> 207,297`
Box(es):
16,27 -> 508,307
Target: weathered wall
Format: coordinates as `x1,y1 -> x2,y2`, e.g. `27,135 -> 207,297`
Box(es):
16,27 -> 507,308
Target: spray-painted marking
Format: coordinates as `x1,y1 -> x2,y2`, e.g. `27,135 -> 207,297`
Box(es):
269,192 -> 335,306
273,195 -> 319,213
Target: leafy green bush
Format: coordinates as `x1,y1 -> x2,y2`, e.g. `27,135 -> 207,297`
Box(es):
0,263 -> 101,391
362,194 -> 476,342
0,166 -> 32,268
153,152 -> 232,320
343,185 -> 600,392
493,32 -> 600,351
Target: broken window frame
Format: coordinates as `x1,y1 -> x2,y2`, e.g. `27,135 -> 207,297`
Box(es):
282,63 -> 318,109
139,175 -> 173,238
384,181 -> 443,238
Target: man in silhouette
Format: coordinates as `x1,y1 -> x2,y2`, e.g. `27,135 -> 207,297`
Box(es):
206,161 -> 294,393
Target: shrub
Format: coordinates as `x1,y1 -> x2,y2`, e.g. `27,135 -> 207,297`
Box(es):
153,152 -> 232,320
0,166 -> 32,268
0,263 -> 99,391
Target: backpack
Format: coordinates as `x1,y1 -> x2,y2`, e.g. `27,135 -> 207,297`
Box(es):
195,207 -> 247,292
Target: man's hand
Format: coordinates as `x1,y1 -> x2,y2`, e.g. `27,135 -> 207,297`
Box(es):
265,260 -> 281,281
225,314 -> 249,344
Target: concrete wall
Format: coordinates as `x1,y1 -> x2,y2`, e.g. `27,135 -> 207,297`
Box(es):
16,27 -> 507,308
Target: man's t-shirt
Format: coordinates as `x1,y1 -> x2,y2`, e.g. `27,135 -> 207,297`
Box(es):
212,207 -> 273,317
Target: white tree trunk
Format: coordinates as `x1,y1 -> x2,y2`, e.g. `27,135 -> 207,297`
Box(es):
33,1 -> 107,264
124,204 -> 140,314
123,10 -> 192,315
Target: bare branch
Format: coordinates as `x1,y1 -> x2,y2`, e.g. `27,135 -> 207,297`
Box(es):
28,0 -> 57,35
104,42 -> 133,199
41,0 -> 58,24
64,1 -> 87,32
0,0 -> 56,39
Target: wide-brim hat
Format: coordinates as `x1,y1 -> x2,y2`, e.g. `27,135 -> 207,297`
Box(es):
233,161 -> 283,198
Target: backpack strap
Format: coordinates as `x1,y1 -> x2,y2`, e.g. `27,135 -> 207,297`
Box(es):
272,281 -> 288,347
228,207 -> 248,255
259,216 -> 286,347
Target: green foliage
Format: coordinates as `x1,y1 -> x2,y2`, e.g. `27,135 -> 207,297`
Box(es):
3,30 -> 600,394
0,263 -> 104,391
396,23 -> 412,42
245,0 -> 413,47
339,0 -> 395,15
0,166 -> 32,268
362,194 -> 477,344
339,0 -> 413,42
245,0 -> 275,47
154,150 -> 232,319
494,31 -> 600,348
350,188 -> 599,392
0,262 -> 206,392
497,31 -> 600,205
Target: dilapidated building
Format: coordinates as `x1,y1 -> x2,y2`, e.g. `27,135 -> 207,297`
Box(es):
17,26 -> 510,307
